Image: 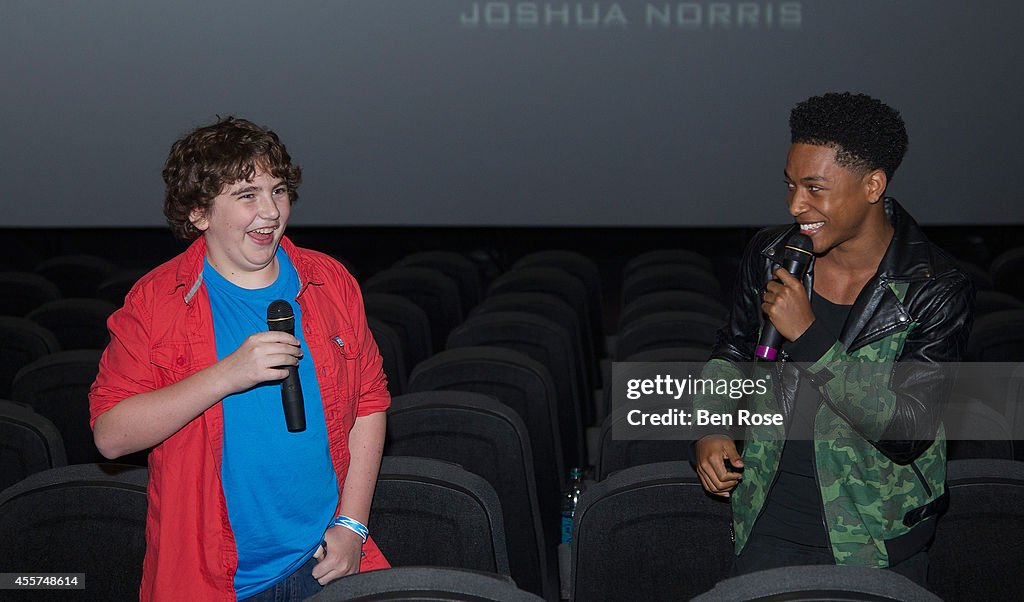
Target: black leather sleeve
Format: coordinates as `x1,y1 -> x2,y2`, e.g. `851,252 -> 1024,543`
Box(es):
874,272 -> 975,462
804,269 -> 975,464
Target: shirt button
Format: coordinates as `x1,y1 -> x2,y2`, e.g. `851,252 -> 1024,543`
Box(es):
176,356 -> 186,366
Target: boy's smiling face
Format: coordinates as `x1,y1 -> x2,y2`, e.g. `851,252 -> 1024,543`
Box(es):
189,167 -> 291,289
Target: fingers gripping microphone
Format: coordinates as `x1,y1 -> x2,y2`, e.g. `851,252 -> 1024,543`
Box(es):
267,300 -> 306,432
755,232 -> 815,361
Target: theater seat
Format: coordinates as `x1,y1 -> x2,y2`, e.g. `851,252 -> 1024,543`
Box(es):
692,565 -> 940,601
488,267 -> 601,379
0,400 -> 67,493
615,311 -> 723,361
0,316 -> 60,399
568,461 -> 731,601
0,463 -> 148,602
472,292 -> 595,415
370,456 -> 510,577
622,248 -> 715,278
364,267 -> 463,353
309,566 -> 543,601
27,298 -> 116,351
367,317 -> 406,397
0,271 -> 61,317
385,391 -> 554,600
395,250 -> 483,312
407,347 -> 565,554
364,293 -> 433,377
990,246 -> 1024,300
928,459 -> 1024,601
10,350 -> 144,466
512,250 -> 604,356
34,254 -> 116,299
621,264 -> 723,305
967,309 -> 1024,361
447,311 -> 585,468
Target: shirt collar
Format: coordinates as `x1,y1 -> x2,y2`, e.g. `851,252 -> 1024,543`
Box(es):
171,236 -> 323,303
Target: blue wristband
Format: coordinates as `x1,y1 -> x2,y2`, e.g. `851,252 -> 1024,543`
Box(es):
331,515 -> 368,544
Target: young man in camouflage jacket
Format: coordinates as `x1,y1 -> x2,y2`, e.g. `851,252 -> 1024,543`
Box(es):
693,93 -> 974,586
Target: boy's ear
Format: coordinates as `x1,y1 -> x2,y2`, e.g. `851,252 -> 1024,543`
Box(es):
189,207 -> 210,232
865,168 -> 887,204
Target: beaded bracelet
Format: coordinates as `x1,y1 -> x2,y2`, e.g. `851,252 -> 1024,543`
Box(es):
331,515 -> 368,544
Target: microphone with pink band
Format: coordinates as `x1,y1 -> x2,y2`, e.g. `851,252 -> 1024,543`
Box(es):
755,231 -> 815,361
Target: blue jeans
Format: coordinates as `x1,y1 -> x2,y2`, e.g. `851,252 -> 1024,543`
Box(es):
239,556 -> 323,602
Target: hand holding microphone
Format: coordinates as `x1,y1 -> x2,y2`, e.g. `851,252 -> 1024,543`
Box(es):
267,299 -> 306,432
756,232 -> 815,361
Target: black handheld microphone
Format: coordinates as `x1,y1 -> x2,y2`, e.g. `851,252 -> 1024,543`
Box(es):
755,232 -> 815,361
267,299 -> 306,432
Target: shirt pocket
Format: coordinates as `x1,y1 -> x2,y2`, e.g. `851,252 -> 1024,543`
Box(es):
322,328 -> 361,403
150,342 -> 193,387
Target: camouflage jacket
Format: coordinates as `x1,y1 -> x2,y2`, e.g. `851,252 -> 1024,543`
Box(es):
695,198 -> 974,567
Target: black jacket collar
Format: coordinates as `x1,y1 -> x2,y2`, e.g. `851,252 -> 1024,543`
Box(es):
759,198 -> 951,350
761,198 -> 939,283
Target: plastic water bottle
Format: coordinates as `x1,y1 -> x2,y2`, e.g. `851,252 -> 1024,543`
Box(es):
560,467 -> 586,544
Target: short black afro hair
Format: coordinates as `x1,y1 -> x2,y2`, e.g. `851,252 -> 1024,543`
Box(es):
790,92 -> 908,180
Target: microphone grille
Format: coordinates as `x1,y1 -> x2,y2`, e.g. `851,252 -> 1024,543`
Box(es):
785,232 -> 814,254
780,232 -> 815,277
267,299 -> 294,324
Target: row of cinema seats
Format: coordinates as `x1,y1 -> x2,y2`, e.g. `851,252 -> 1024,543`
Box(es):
0,458 -> 540,601
0,255 -> 129,475
5,242 -> 1024,475
4,234 -> 1024,305
1,397 -> 1020,599
6,385 -> 1021,601
4,243 -> 1024,383
1,455 -> 1022,601
4,241 -> 1024,459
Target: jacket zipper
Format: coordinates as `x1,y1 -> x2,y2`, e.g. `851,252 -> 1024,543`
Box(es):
811,370 -> 837,558
738,355 -> 791,548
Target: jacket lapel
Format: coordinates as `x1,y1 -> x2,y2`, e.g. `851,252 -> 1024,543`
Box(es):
840,199 -> 920,350
760,198 -> 927,352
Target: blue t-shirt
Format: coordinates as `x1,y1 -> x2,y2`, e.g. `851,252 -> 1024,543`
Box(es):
203,248 -> 338,598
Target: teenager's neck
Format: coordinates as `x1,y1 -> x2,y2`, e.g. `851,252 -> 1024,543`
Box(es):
819,218 -> 893,274
208,257 -> 281,290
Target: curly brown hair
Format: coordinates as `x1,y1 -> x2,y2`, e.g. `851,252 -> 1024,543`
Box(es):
162,116 -> 303,240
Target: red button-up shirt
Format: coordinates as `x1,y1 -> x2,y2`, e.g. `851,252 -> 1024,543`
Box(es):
90,236 -> 390,601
